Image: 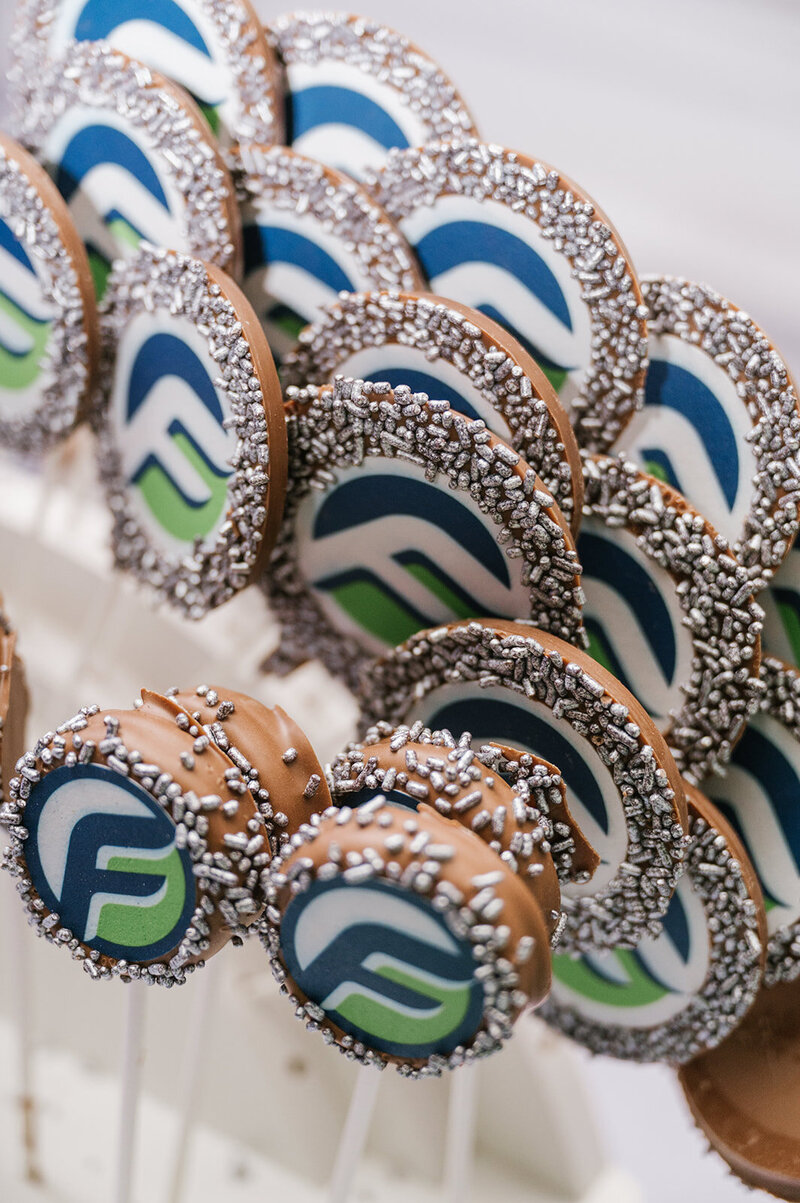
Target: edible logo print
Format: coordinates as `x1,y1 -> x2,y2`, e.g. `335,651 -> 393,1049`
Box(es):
577,523 -> 692,731
619,332 -> 756,549
112,315 -> 234,550
24,763 -> 195,961
407,684 -> 628,900
295,459 -> 532,655
281,875 -> 483,1058
0,215 -> 54,415
46,109 -> 181,297
708,711 -> 800,943
285,60 -> 424,179
400,195 -> 592,406
51,0 -> 228,137
242,215 -> 360,361
551,872 -> 709,1025
328,346 -> 514,443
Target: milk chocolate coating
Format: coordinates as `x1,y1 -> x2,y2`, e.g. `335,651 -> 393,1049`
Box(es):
9,705 -> 264,980
331,735 -> 561,937
155,687 -> 331,841
265,802 -> 551,1070
478,741 -> 600,885
680,977 -> 800,1199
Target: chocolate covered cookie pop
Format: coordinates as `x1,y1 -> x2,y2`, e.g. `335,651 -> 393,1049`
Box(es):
271,12 -> 478,180
13,0 -> 283,152
94,245 -> 287,616
19,42 -> 241,296
262,376 -> 585,694
261,800 -> 551,1074
1,702 -> 268,984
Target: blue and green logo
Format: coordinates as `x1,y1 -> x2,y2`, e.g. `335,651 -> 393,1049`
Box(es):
551,873 -> 706,1019
120,328 -> 232,547
298,461 -> 532,654
61,0 -> 226,137
0,216 -> 53,399
281,875 -> 483,1058
24,763 -> 195,961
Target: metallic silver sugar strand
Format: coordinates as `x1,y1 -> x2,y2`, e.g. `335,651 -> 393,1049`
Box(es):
0,143 -> 92,454
582,451 -> 764,783
10,0 -> 282,150
367,140 -> 648,453
18,42 -> 238,274
282,289 -> 578,528
94,246 -> 274,617
360,619 -> 690,954
234,144 -> 421,292
261,376 -> 586,695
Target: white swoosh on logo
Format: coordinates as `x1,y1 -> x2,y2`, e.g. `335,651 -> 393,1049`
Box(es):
121,376 -> 233,504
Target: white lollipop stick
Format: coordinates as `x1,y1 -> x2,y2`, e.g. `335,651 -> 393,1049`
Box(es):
115,983 -> 147,1203
2,878 -> 41,1184
28,440 -> 74,537
444,1063 -> 479,1203
165,964 -> 220,1203
327,1067 -> 382,1203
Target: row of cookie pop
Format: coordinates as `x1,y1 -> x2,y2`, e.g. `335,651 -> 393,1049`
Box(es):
2,1 -> 648,458
0,605 -> 581,1075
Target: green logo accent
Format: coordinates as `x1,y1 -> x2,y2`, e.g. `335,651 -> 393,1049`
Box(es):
137,431 -> 229,541
330,564 -> 478,647
553,949 -> 670,1008
97,846 -> 188,948
198,101 -> 221,136
90,217 -> 143,300
542,365 -> 567,394
778,599 -> 800,667
335,963 -> 473,1045
644,459 -> 670,485
585,627 -> 614,674
0,291 -> 52,390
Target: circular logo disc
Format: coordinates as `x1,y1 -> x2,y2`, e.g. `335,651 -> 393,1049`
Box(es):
281,873 -> 485,1060
97,246 -> 287,616
369,141 -> 648,452
19,42 -> 241,299
615,276 -> 800,575
0,134 -> 98,454
12,0 -> 282,151
272,12 -> 478,180
235,145 -> 421,366
542,784 -> 765,1063
283,289 -> 583,535
581,452 -> 763,782
264,377 -> 585,695
24,762 -> 196,962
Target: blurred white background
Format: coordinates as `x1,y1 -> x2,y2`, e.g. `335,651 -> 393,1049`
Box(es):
0,2 -> 797,1200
